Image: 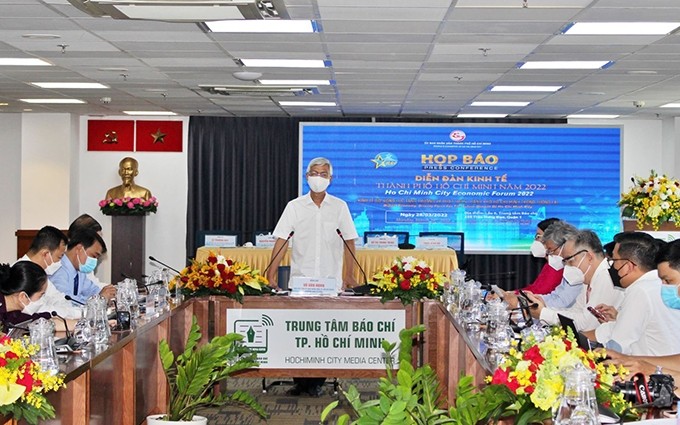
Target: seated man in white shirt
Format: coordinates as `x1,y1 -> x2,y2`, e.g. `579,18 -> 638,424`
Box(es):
527,229 -> 624,331
584,232 -> 680,356
17,226 -> 82,319
605,239 -> 680,388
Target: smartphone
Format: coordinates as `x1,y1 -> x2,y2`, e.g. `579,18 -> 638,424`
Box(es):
518,289 -> 531,302
587,306 -> 606,321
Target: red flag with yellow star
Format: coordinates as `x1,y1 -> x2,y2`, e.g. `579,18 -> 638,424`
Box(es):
87,119 -> 134,151
135,120 -> 183,152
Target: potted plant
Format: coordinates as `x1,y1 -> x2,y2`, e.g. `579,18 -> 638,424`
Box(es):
618,170 -> 680,230
147,316 -> 268,424
321,325 -> 514,425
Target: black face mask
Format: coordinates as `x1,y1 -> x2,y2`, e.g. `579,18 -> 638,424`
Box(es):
608,264 -> 623,288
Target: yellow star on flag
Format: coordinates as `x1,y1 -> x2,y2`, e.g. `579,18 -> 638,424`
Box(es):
151,128 -> 166,144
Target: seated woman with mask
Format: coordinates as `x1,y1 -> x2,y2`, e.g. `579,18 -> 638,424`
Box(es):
0,261 -> 71,334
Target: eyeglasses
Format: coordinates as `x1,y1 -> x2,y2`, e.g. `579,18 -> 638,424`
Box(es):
308,171 -> 330,178
534,233 -> 543,241
607,258 -> 634,268
545,243 -> 563,256
562,249 -> 587,266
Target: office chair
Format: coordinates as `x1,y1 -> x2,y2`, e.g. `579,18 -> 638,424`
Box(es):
363,231 -> 410,246
418,231 -> 465,268
195,229 -> 240,249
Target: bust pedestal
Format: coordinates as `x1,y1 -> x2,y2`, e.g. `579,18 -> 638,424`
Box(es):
111,215 -> 146,282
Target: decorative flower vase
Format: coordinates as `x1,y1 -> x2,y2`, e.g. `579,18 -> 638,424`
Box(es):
146,415 -> 208,425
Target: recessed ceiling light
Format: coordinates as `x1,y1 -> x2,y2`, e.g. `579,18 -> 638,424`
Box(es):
123,111 -> 177,116
22,33 -> 61,39
471,101 -> 530,107
20,98 -> 85,104
279,101 -> 336,107
144,88 -> 170,93
31,82 -> 109,89
490,85 -> 561,92
563,22 -> 680,35
578,91 -> 606,96
566,114 -> 620,119
457,113 -> 508,118
259,79 -> 331,86
0,58 -> 51,66
205,20 -> 316,33
232,71 -> 263,81
0,103 -> 8,106
240,59 -> 328,68
627,70 -> 658,75
520,61 -> 611,70
98,67 -> 129,72
660,103 -> 680,108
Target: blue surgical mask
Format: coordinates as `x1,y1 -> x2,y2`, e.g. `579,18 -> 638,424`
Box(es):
660,284 -> 680,309
78,248 -> 98,274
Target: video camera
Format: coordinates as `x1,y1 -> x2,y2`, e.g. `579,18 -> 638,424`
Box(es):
612,371 -> 676,408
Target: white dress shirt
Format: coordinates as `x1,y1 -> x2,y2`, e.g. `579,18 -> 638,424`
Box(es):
18,255 -> 83,319
540,258 -> 624,331
595,270 -> 680,355
273,192 -> 358,283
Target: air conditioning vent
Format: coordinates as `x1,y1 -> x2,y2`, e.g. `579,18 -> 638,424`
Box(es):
199,85 -> 319,97
67,0 -> 289,22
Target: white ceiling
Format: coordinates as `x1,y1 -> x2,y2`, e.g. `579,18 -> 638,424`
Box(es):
3,0 -> 680,118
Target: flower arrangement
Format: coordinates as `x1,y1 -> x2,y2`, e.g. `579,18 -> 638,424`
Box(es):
619,170 -> 680,230
486,327 -> 632,424
170,252 -> 271,303
0,336 -> 65,424
369,256 -> 446,305
98,196 -> 158,216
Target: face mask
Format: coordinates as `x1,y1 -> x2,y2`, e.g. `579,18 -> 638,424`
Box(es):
78,248 -> 98,274
660,285 -> 680,309
608,263 -> 624,288
44,252 -> 62,275
548,254 -> 564,271
530,240 -> 546,258
307,175 -> 330,193
562,253 -> 589,286
20,293 -> 43,315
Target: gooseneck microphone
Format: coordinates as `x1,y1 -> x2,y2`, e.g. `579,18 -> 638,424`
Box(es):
262,231 -> 294,276
64,295 -> 86,306
51,311 -> 72,339
336,229 -> 368,286
148,256 -> 181,274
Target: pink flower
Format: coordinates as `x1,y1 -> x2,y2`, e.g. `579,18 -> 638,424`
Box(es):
98,200 -> 108,207
127,201 -> 135,209
114,199 -> 123,206
132,198 -> 141,205
154,202 -> 159,207
143,200 -> 151,207
149,196 -> 157,202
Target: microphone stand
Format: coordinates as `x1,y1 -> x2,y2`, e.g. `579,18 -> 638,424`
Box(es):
262,231 -> 294,283
148,256 -> 181,274
65,295 -> 86,306
336,229 -> 369,293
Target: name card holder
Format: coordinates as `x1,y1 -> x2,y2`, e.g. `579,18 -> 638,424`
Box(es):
204,234 -> 237,248
289,276 -> 339,296
365,235 -> 399,250
415,236 -> 448,250
255,233 -> 277,248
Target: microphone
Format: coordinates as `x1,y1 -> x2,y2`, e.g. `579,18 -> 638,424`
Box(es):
336,229 -> 369,287
262,231 -> 294,276
148,256 -> 181,274
51,311 -> 72,339
510,303 -> 539,310
65,295 -> 86,306
5,324 -> 29,332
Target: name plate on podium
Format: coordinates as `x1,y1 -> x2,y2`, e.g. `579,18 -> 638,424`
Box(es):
255,233 -> 277,248
204,234 -> 237,248
365,235 -> 398,249
289,276 -> 339,296
415,236 -> 448,250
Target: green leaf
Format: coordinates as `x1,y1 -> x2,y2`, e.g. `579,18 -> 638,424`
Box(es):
321,400 -> 339,423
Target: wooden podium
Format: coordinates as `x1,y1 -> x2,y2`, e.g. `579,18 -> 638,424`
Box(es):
110,215 -> 146,282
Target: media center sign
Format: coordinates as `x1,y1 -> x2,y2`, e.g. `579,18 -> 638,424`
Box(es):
226,309 -> 406,369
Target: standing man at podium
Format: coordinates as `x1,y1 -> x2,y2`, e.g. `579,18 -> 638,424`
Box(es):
266,157 -> 359,396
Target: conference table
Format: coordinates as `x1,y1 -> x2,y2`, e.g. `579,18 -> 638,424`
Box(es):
194,246 -> 459,283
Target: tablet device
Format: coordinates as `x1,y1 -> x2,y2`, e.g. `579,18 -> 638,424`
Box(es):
557,313 -> 592,351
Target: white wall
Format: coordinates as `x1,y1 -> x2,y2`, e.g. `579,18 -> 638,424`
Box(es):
0,114 -> 22,261
76,116 -> 189,283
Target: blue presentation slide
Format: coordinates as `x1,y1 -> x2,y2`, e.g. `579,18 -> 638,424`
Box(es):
300,123 -> 621,253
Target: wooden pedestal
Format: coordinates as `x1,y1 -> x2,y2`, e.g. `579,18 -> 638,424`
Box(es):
622,219 -> 680,232
111,215 -> 146,283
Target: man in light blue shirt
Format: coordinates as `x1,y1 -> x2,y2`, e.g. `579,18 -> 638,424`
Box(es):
532,221 -> 581,309
51,230 -> 116,305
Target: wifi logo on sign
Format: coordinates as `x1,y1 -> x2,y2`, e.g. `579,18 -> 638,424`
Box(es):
449,130 -> 466,142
